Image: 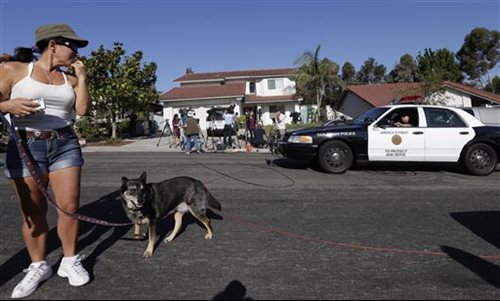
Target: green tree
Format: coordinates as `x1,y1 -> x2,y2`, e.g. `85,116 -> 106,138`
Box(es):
415,48 -> 463,83
341,62 -> 356,84
84,42 -> 158,139
484,75 -> 500,94
356,57 -> 387,84
390,53 -> 418,83
456,27 -> 500,88
290,45 -> 344,122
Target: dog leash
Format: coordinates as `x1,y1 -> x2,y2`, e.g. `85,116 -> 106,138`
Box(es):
0,112 -> 132,227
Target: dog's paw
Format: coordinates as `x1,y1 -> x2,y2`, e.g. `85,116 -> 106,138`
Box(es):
143,250 -> 153,258
133,233 -> 145,240
164,236 -> 174,243
204,233 -> 213,240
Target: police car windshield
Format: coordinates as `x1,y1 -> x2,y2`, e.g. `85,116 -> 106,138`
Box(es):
352,107 -> 390,125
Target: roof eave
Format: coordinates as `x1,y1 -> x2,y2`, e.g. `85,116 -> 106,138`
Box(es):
161,94 -> 245,102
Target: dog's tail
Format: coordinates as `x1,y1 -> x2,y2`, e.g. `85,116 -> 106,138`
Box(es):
208,193 -> 222,211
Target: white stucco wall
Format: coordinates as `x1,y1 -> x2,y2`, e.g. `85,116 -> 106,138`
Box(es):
248,78 -> 296,96
440,89 -> 472,107
256,103 -> 295,126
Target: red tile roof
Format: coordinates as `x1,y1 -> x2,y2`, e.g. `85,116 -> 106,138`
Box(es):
175,68 -> 295,82
347,83 -> 424,107
160,83 -> 245,101
346,82 -> 500,106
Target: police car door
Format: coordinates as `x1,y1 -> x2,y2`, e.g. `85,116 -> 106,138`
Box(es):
422,107 -> 472,162
368,107 -> 425,161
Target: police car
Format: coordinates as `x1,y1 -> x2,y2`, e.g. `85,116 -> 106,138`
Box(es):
279,105 -> 500,176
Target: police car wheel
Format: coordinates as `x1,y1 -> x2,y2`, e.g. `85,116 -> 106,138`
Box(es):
464,143 -> 498,176
318,140 -> 353,174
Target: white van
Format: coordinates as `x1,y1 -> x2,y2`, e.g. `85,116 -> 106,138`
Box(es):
461,106 -> 500,126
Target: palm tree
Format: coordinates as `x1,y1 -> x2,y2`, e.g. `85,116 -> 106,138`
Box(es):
290,45 -> 344,122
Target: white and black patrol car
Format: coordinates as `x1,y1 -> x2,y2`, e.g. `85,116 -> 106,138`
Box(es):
279,105 -> 500,176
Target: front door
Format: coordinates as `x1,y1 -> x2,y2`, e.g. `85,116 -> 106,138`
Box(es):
368,107 -> 425,161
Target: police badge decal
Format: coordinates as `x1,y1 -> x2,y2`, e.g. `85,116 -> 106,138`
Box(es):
391,134 -> 402,145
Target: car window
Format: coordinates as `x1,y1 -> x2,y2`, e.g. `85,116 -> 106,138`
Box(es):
376,108 -> 419,127
352,107 -> 389,125
424,108 -> 467,128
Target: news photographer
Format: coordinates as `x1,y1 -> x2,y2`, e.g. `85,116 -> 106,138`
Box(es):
183,110 -> 201,154
223,104 -> 236,148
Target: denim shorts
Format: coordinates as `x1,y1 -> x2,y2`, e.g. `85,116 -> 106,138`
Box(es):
4,128 -> 84,179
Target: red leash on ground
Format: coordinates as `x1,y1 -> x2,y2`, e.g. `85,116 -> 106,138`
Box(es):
0,113 -> 132,227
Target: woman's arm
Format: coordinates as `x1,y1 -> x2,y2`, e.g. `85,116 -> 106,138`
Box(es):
70,60 -> 90,116
0,62 -> 39,115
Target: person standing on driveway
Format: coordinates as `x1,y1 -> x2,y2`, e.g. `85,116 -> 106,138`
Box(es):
0,23 -> 91,298
223,106 -> 236,148
247,111 -> 256,145
183,111 -> 201,154
276,110 -> 286,138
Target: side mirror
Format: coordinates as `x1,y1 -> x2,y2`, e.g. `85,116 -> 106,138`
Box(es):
364,117 -> 375,126
375,117 -> 391,129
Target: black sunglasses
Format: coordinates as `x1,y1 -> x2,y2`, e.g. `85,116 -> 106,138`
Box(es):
55,40 -> 79,53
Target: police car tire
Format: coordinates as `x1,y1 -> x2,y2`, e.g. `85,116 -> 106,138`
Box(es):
318,140 -> 353,174
464,143 -> 498,176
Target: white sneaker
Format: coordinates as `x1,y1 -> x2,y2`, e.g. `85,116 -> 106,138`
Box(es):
57,255 -> 90,287
11,261 -> 52,299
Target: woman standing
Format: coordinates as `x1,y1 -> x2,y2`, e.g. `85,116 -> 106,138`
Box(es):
0,24 -> 90,298
172,113 -> 181,147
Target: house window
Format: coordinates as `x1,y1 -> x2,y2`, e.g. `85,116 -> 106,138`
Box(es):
267,79 -> 284,90
249,82 -> 256,93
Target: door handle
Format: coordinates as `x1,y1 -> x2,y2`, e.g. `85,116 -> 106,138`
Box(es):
412,131 -> 424,135
459,132 -> 469,135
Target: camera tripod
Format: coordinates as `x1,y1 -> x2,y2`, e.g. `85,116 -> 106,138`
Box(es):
156,119 -> 173,148
205,117 -> 223,152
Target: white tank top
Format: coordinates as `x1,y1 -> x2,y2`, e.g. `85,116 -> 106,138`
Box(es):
10,62 -> 76,130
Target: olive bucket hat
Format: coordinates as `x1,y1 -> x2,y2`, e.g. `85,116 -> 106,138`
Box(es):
35,23 -> 88,47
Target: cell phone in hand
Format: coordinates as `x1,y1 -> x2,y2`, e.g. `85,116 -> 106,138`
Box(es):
32,97 -> 46,110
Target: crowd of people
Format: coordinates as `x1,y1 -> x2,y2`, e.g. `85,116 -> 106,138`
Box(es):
167,106 -> 289,154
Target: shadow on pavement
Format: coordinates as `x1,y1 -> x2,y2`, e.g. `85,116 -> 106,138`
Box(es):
152,209 -> 223,253
0,190 -> 132,287
440,211 -> 500,289
212,279 -> 252,300
440,246 -> 500,288
450,211 -> 500,249
270,157 -> 467,175
266,158 -> 310,170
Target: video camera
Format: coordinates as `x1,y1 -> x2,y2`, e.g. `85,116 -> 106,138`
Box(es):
290,112 -> 302,124
207,106 -> 217,119
179,107 -> 193,118
227,104 -> 236,114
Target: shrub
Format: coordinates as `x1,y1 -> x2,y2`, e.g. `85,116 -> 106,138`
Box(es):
75,118 -> 99,138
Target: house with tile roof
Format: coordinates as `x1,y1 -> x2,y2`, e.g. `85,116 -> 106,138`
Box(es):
159,68 -> 302,134
339,81 -> 500,119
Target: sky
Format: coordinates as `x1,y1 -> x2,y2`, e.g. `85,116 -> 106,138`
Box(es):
1,0 -> 499,93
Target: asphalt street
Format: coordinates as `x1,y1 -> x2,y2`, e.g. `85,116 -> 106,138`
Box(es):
0,140 -> 499,299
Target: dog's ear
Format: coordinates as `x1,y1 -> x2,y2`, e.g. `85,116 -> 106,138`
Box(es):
140,172 -> 147,182
121,176 -> 128,185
